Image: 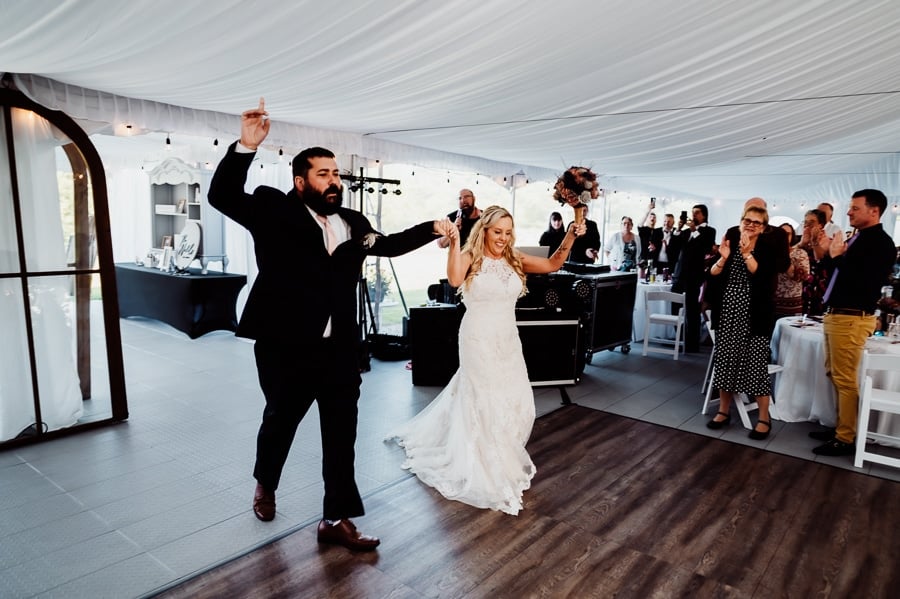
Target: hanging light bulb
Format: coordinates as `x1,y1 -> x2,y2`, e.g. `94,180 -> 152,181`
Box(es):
213,138 -> 219,152
165,134 -> 172,151
278,147 -> 284,162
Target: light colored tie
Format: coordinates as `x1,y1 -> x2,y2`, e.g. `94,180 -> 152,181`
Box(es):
318,215 -> 338,254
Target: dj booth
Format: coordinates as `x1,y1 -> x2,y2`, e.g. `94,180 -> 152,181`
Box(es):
409,265 -> 637,387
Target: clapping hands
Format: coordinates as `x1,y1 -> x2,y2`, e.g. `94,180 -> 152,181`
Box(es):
719,236 -> 731,261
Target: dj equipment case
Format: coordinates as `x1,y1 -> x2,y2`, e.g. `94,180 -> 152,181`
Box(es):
408,303 -> 582,387
519,269 -> 638,362
568,270 -> 638,361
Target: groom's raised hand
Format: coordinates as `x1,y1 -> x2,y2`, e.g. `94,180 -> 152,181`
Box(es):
241,97 -> 270,151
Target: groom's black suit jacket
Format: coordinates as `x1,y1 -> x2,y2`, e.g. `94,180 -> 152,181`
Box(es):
208,142 -> 437,347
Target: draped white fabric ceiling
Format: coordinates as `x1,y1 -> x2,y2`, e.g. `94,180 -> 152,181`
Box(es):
3,0 -> 900,202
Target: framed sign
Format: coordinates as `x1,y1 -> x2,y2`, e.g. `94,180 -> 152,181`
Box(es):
174,221 -> 201,271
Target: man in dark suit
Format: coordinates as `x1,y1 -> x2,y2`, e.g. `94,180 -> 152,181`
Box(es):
567,216 -> 602,263
671,204 -> 716,352
208,99 -> 443,551
654,213 -> 680,274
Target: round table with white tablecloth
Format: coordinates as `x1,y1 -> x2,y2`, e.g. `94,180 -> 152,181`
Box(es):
632,281 -> 675,342
770,315 -> 900,445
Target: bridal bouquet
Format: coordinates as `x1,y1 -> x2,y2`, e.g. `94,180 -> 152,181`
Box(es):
553,166 -> 599,224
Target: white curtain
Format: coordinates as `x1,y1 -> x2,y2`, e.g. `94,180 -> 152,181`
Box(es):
0,108 -> 83,441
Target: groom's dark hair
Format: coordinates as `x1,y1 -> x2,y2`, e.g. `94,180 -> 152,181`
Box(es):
292,147 -> 335,179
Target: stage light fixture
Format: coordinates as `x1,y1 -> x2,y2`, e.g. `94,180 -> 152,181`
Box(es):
393,189 -> 402,196
366,187 -> 375,194
380,187 -> 389,194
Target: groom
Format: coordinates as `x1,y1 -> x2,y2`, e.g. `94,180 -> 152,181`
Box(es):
208,98 -> 446,551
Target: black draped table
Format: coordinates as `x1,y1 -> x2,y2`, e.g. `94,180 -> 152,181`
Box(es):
115,263 -> 247,338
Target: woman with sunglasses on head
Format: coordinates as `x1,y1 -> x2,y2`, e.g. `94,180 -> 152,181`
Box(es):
706,203 -> 779,439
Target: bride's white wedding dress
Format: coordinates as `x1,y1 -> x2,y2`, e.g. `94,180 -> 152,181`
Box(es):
388,257 -> 536,515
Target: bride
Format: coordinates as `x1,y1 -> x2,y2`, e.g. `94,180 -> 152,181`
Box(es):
387,205 -> 584,515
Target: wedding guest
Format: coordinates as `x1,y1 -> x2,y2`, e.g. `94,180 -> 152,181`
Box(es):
388,206 -> 586,514
605,215 -> 642,271
705,198 -> 790,327
817,202 -> 843,239
637,199 -> 661,262
655,213 -> 680,272
773,223 -> 810,321
810,189 -> 896,456
208,98 -> 445,551
566,203 -> 601,264
798,209 -> 832,316
538,211 -> 566,257
671,204 -> 716,352
706,205 -> 778,439
437,188 -> 482,248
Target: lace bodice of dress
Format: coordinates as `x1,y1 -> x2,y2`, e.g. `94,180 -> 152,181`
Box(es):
461,257 -> 523,313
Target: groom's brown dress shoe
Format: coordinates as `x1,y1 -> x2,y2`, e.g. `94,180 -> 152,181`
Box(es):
317,519 -> 380,551
253,484 -> 276,521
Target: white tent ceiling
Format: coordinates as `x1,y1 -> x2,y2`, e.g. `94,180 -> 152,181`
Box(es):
3,0 -> 900,203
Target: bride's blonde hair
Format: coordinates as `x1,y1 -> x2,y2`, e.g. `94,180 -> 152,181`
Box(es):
460,205 -> 527,295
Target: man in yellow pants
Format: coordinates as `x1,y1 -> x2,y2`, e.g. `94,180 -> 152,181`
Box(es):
811,189 -> 895,456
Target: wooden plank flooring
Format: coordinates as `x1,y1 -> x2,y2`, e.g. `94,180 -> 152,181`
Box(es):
151,406 -> 900,599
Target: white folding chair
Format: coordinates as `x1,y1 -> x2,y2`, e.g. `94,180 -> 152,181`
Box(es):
700,309 -> 715,395
700,321 -> 783,430
642,290 -> 686,360
854,351 -> 900,469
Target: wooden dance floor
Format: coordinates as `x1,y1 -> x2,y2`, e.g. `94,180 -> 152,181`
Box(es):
154,405 -> 900,598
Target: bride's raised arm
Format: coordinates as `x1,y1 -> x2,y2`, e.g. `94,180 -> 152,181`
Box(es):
519,222 -> 585,274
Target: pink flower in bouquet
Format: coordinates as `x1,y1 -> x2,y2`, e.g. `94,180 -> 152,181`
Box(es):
553,166 -> 599,208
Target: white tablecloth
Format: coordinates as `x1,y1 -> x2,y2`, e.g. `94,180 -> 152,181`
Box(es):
770,316 -> 900,445
632,282 -> 675,342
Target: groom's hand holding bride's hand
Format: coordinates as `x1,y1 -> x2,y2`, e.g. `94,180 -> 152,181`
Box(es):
434,218 -> 457,241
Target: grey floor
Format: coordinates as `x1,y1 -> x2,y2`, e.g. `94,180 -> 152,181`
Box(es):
1,316 -> 899,599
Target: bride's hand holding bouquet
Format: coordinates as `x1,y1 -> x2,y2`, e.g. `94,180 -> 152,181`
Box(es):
552,166 -> 600,225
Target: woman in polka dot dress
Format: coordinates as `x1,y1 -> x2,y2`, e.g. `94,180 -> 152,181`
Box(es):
706,205 -> 779,440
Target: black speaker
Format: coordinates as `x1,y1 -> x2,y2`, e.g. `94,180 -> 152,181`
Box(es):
516,317 -> 582,384
409,304 -> 463,386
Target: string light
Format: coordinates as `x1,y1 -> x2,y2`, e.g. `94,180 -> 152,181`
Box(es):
165,134 -> 171,151
278,147 -> 284,162
213,138 -> 219,152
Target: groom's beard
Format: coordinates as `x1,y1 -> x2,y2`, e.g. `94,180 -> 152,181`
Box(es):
303,184 -> 343,215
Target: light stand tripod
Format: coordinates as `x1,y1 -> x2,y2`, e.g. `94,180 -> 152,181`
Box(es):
340,168 -> 402,372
